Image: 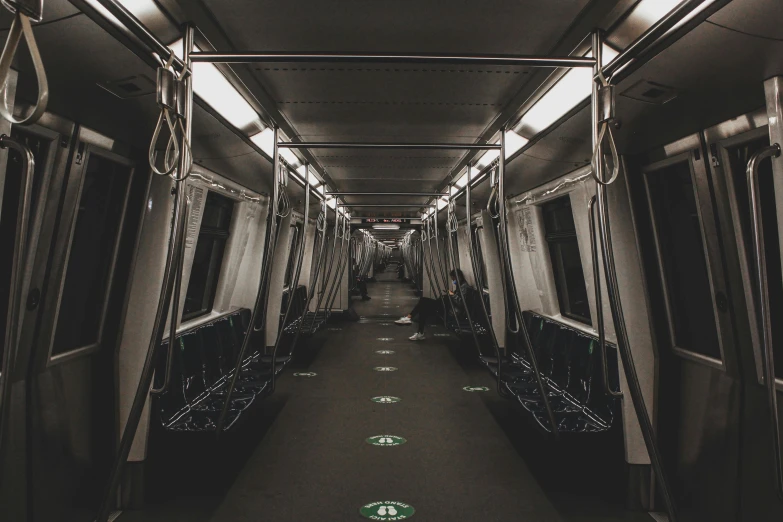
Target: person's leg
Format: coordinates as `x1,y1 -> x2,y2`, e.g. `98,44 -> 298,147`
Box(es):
418,306 -> 428,334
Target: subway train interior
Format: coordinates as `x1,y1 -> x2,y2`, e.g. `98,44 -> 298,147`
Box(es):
1,0 -> 783,521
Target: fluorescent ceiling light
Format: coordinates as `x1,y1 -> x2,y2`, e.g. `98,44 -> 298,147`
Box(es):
436,197 -> 448,210
171,38 -> 263,134
450,185 -> 458,195
515,46 -> 618,138
250,127 -> 275,156
474,130 -> 529,169
83,0 -> 167,39
316,185 -> 325,194
326,197 -> 336,209
373,224 -> 400,230
611,0 -> 716,50
456,172 -> 469,187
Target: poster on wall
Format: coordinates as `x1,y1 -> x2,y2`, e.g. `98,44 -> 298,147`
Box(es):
185,186 -> 205,249
517,206 -> 537,253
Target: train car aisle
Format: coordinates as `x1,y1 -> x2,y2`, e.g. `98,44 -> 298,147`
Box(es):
206,273 -> 562,521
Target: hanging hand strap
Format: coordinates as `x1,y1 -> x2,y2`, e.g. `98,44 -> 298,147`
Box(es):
0,11 -> 48,125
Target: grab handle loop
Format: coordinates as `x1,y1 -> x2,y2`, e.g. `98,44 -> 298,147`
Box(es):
0,5 -> 48,125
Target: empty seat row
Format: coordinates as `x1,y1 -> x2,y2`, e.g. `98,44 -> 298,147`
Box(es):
153,308 -> 284,432
485,311 -> 621,434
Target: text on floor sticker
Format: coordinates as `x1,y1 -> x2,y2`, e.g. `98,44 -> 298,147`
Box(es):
366,435 -> 407,447
374,366 -> 398,372
293,372 -> 317,377
359,501 -> 415,520
371,396 -> 401,404
463,386 -> 490,392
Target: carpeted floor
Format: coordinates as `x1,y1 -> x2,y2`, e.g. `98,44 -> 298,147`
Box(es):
120,269 -> 653,522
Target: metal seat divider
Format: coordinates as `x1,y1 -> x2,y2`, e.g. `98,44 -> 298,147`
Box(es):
214,127 -> 285,434
307,211 -> 342,331
269,163 -> 312,393
462,165 -> 505,395
587,195 -> 622,399
289,198 -> 329,345
96,25 -> 195,522
445,184 -> 481,354
590,30 -> 677,519
496,130 -> 560,439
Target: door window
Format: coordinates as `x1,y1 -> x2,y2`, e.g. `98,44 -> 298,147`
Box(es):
52,153 -> 131,355
645,159 -> 721,360
726,138 -> 783,379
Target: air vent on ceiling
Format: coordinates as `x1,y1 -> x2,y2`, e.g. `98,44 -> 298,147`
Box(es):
620,79 -> 679,105
97,75 -> 156,99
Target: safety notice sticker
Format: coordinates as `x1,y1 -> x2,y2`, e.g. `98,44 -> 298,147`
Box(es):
360,501 -> 415,520
376,350 -> 395,355
365,435 -> 407,447
293,372 -> 317,377
371,396 -> 401,404
463,386 -> 490,392
374,367 -> 398,372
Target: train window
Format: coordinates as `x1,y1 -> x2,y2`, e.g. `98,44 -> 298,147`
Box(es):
182,191 -> 234,321
52,153 -> 131,355
645,160 -> 721,360
726,138 -> 783,379
542,196 -> 591,324
284,223 -> 301,289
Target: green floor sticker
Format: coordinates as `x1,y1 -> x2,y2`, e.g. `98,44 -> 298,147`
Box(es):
434,333 -> 450,337
371,396 -> 401,404
463,385 -> 490,392
376,349 -> 395,355
377,337 -> 394,341
293,372 -> 317,377
360,501 -> 415,520
374,366 -> 397,372
366,435 -> 407,447
327,327 -> 342,331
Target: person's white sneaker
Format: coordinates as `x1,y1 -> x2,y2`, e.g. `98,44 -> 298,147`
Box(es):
409,332 -> 425,341
395,316 -> 412,325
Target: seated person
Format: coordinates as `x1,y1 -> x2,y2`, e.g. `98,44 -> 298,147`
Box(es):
395,269 -> 468,340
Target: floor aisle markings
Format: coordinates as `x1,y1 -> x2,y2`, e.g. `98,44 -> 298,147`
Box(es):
463,385 -> 490,392
366,435 -> 407,446
292,372 -> 317,377
376,349 -> 395,355
360,501 -> 415,520
374,366 -> 397,372
371,396 -> 401,404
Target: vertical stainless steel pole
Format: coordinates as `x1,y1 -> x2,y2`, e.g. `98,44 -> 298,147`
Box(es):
591,30 -> 678,520
216,126 -> 281,434
496,129 -> 558,437
96,24 -> 195,522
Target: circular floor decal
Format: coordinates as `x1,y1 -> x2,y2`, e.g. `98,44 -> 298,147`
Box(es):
366,435 -> 407,447
376,350 -> 395,355
374,366 -> 398,372
377,337 -> 394,341
380,323 -> 392,326
434,333 -> 450,337
360,501 -> 415,520
327,327 -> 342,331
293,372 -> 317,377
463,385 -> 490,392
371,396 -> 401,404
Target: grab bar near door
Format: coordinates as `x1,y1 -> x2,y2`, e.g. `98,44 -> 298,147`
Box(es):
588,196 -> 622,398
0,135 -> 35,463
746,143 -> 783,498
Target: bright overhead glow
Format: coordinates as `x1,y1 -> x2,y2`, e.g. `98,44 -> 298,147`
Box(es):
515,46 -> 619,138
316,185 -> 325,194
456,172 -> 469,187
436,197 -> 448,210
171,39 -> 263,134
474,130 -> 529,169
250,128 -> 275,157
83,0 -> 165,36
326,197 -> 336,209
632,0 -> 685,26
373,224 -> 401,230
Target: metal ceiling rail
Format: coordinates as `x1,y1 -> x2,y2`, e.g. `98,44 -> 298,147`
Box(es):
326,192 -> 447,197
602,0 -> 707,81
278,142 -> 502,150
189,51 -> 596,68
339,203 -> 435,207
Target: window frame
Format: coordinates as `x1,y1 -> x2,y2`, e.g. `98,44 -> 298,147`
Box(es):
181,190 -> 234,322
641,150 -> 732,370
541,195 -> 592,325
